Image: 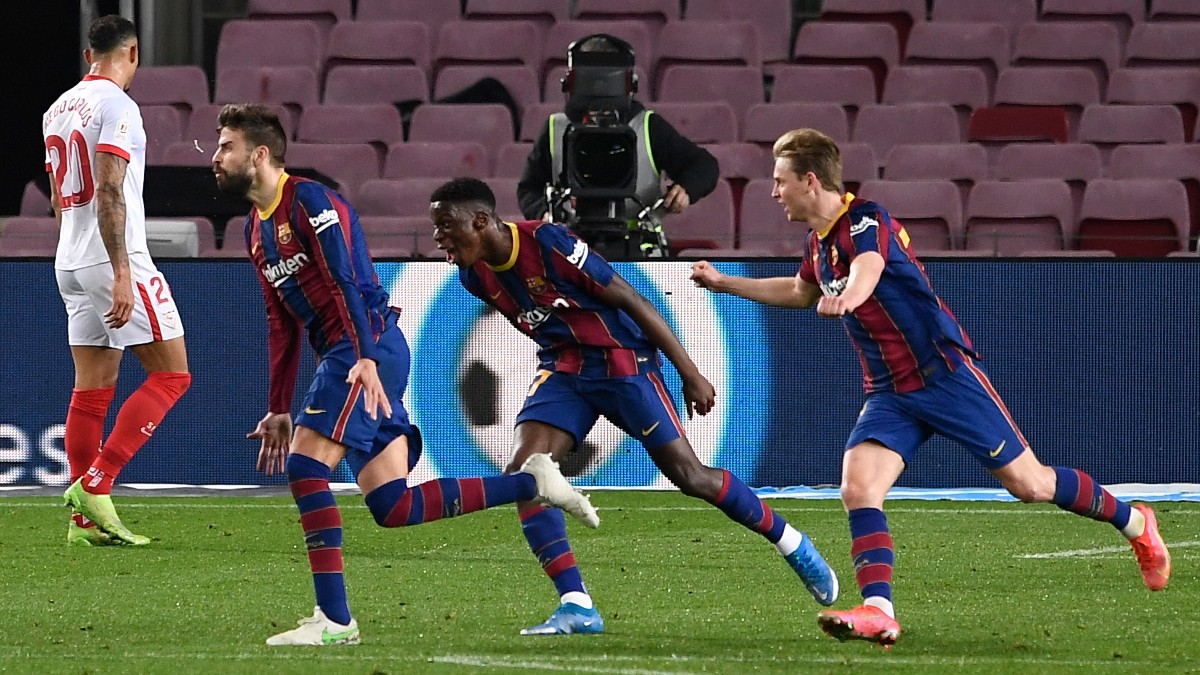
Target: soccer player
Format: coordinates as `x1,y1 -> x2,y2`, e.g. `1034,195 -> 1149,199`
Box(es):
689,128 -> 1172,649
46,15 -> 192,547
212,105 -> 598,647
429,176 -> 839,636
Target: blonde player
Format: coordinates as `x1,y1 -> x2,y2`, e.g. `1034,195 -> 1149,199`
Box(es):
43,15 -> 191,546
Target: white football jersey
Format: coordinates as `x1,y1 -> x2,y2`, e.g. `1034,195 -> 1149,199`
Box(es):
43,75 -> 149,271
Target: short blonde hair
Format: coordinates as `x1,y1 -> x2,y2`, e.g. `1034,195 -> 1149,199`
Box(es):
772,128 -> 842,192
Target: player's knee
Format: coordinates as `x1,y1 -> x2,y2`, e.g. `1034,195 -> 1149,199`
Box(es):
674,465 -> 721,501
363,479 -> 409,527
839,481 -> 885,509
147,371 -> 191,403
1004,478 -> 1054,503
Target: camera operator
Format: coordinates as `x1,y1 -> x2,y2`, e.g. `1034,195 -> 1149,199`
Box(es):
516,34 -> 719,259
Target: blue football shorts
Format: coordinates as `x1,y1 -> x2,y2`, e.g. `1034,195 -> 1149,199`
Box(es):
294,327 -> 422,477
846,359 -> 1029,469
516,368 -> 686,450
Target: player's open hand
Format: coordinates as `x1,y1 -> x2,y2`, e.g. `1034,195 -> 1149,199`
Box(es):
249,412 -> 293,476
690,261 -> 722,291
348,358 -> 392,420
681,371 -> 716,418
105,278 -> 135,328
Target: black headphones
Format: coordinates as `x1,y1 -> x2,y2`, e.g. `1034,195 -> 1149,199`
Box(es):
560,33 -> 638,96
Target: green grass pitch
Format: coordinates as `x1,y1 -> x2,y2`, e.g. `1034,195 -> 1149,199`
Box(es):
0,492 -> 1196,674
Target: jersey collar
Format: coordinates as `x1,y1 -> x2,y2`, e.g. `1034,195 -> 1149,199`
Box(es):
257,172 -> 289,220
487,222 -> 520,271
815,192 -> 856,240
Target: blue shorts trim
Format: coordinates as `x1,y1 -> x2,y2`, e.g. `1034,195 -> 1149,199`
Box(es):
515,369 -> 685,449
295,328 -> 419,476
846,361 -> 1029,469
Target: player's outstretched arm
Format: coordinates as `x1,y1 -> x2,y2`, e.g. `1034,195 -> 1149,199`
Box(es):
600,274 -> 715,418
815,252 -> 884,318
690,260 -> 820,308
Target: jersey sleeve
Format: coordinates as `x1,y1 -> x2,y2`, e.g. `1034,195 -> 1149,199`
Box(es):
797,239 -> 818,285
844,206 -> 890,261
94,95 -> 139,162
291,182 -> 380,361
540,224 -> 614,294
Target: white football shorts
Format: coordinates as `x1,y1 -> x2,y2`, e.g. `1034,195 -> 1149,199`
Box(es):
56,252 -> 186,349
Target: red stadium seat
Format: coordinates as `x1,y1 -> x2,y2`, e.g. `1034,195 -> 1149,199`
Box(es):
246,0 -> 351,33
992,143 -> 1104,222
903,22 -> 1010,91
792,22 -> 900,101
657,65 -> 765,130
296,104 -> 405,163
325,21 -> 431,75
743,103 -> 850,145
493,141 -> 533,178
324,65 -> 429,105
883,142 -> 988,211
433,20 -> 543,74
770,65 -> 877,120
201,218 -> 245,258
384,141 -> 491,179
214,66 -> 320,110
1125,23 -> 1200,69
1039,0 -> 1143,42
356,178 -> 449,216
1148,0 -> 1200,21
186,103 -> 296,144
1077,179 -> 1190,256
518,102 -> 561,142
434,65 -> 540,112
1106,68 -> 1200,142
359,215 -> 428,258
703,143 -> 771,181
354,0 -> 461,36
140,105 -> 184,166
965,180 -> 1074,255
684,0 -> 792,68
0,217 -> 59,257
1076,104 -> 1186,164
651,21 -> 761,94
819,0 -> 927,55
1011,22 -> 1122,94
216,20 -> 325,75
572,0 -> 678,38
841,142 -> 881,193
646,102 -> 739,145
852,104 -> 961,169
127,66 -> 210,116
882,65 -> 990,135
19,181 -> 51,216
930,0 -> 1037,45
408,104 -> 516,146
667,179 -> 736,251
993,67 -> 1101,137
463,0 -> 568,32
286,142 -> 382,199
967,107 -> 1071,152
858,180 -> 962,252
1108,144 -> 1200,245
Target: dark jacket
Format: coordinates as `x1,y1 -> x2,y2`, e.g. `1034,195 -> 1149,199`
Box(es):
516,99 -> 720,220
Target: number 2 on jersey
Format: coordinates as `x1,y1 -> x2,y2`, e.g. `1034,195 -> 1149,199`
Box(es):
45,130 -> 94,209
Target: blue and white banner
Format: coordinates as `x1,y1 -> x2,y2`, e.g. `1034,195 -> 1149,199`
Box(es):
2,259 -> 1198,488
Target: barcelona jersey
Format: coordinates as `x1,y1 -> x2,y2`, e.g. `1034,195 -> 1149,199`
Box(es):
460,221 -> 658,378
243,173 -> 394,412
798,194 -> 978,394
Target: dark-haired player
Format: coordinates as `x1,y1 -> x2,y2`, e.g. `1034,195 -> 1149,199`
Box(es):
690,127 -> 1172,649
430,176 -> 838,636
48,15 -> 192,546
212,104 -> 598,646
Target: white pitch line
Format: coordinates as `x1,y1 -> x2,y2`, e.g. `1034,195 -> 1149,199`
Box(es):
1020,539 -> 1200,559
0,650 -> 1161,670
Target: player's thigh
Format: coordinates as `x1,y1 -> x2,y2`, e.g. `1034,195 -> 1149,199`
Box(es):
75,255 -> 186,349
297,338 -> 406,455
291,425 -> 349,469
511,371 -> 594,470
921,363 -> 1029,470
68,345 -> 124,389
846,392 -> 930,464
589,371 -> 685,451
57,267 -> 120,350
128,336 -> 188,373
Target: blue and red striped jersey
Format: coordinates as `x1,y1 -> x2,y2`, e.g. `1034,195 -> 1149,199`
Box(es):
798,194 -> 978,394
243,173 -> 393,412
460,220 -> 658,377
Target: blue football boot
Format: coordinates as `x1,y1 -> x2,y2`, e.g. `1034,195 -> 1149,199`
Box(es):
785,533 -> 839,606
519,603 -> 605,636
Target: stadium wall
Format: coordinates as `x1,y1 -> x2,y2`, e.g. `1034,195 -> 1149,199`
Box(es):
2,259 -> 1196,489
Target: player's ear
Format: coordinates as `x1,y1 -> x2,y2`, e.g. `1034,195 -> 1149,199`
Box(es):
129,42 -> 139,66
83,48 -> 95,66
472,210 -> 490,229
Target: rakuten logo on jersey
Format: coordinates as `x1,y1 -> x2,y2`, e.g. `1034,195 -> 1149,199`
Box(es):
263,252 -> 310,286
309,209 -> 339,233
517,298 -> 569,331
820,277 -> 849,297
